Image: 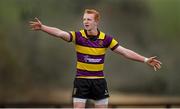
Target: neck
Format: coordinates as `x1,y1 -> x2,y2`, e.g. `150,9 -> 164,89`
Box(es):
86,28 -> 98,36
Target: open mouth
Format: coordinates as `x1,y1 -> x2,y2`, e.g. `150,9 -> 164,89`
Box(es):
85,25 -> 89,28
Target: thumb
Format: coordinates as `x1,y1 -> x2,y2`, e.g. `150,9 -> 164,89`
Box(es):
35,17 -> 41,24
149,56 -> 157,60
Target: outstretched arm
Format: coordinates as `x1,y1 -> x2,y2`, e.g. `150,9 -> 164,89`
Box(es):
113,45 -> 162,71
29,17 -> 71,42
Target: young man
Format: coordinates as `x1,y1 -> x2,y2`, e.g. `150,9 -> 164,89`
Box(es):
29,9 -> 162,108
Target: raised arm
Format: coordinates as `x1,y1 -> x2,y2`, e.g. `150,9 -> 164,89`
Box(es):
29,17 -> 71,42
113,45 -> 162,71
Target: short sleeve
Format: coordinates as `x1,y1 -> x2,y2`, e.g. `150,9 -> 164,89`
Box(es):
109,38 -> 119,50
69,31 -> 76,43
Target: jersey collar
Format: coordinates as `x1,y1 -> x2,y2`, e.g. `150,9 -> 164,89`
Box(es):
80,29 -> 105,40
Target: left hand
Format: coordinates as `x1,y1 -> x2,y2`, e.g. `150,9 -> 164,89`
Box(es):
146,56 -> 162,71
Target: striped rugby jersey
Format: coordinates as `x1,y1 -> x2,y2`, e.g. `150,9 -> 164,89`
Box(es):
69,29 -> 119,79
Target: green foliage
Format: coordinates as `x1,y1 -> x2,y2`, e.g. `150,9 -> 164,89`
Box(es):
147,0 -> 180,41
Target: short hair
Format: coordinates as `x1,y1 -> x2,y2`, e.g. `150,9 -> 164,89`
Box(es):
84,9 -> 100,21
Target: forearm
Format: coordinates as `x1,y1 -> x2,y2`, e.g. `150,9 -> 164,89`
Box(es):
114,46 -> 146,63
122,48 -> 145,62
41,25 -> 70,41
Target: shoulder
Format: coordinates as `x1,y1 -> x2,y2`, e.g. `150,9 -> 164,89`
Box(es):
99,31 -> 114,39
69,30 -> 83,38
102,32 -> 119,50
103,33 -> 115,42
104,33 -> 119,43
100,32 -> 114,47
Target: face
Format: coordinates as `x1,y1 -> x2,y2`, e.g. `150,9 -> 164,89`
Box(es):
83,13 -> 98,31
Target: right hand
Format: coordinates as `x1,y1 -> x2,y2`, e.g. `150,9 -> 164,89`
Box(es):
29,17 -> 42,30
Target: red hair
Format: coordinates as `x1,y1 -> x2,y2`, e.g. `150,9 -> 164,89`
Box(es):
84,9 -> 100,21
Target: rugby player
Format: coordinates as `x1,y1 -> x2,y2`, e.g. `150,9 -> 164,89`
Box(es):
29,9 -> 162,108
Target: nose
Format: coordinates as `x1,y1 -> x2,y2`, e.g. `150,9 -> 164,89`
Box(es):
83,19 -> 88,24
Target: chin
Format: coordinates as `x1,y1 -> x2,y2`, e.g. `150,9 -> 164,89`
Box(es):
85,28 -> 90,31
84,27 -> 91,31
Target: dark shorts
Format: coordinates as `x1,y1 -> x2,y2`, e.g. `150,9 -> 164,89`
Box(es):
72,78 -> 109,100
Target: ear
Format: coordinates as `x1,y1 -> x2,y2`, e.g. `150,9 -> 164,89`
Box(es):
95,20 -> 99,26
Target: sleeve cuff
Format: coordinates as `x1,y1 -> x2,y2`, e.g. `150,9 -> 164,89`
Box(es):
67,32 -> 73,42
111,43 -> 119,51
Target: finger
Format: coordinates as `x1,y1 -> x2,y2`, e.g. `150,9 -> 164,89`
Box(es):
29,25 -> 37,29
29,23 -> 35,26
29,27 -> 36,31
152,58 -> 161,62
35,17 -> 41,24
152,59 -> 162,65
35,17 -> 39,21
155,64 -> 161,69
29,21 -> 40,26
157,63 -> 161,69
29,22 -> 40,27
153,59 -> 162,64
147,56 -> 157,63
30,28 -> 35,31
157,60 -> 162,65
29,21 -> 36,24
157,64 -> 161,69
150,56 -> 157,60
153,66 -> 157,71
29,25 -> 37,30
155,61 -> 162,66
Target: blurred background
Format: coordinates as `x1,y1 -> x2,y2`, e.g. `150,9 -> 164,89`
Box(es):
0,0 -> 180,108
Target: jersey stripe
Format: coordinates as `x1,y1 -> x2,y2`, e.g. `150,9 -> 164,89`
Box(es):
99,31 -> 105,39
76,44 -> 106,55
76,69 -> 104,76
80,30 -> 87,38
70,31 -> 76,42
76,37 -> 105,48
109,38 -> 118,49
76,76 -> 104,79
77,61 -> 104,71
111,43 -> 119,50
77,52 -> 105,64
